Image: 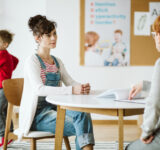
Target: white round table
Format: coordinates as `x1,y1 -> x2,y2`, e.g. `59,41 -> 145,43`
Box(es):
46,91 -> 145,150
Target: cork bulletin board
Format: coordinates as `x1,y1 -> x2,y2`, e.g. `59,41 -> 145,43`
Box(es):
130,0 -> 160,65
80,0 -> 160,66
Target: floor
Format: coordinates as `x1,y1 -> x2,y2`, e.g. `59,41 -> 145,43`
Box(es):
13,115 -> 141,142
93,124 -> 141,141
69,123 -> 141,142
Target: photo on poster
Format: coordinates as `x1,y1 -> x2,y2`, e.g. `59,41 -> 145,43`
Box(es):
83,0 -> 131,67
134,12 -> 150,36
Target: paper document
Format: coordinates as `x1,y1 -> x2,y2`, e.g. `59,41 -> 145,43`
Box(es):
96,88 -> 146,104
114,99 -> 146,104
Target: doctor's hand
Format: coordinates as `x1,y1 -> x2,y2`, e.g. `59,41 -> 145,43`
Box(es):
141,135 -> 154,144
129,82 -> 143,100
72,83 -> 90,95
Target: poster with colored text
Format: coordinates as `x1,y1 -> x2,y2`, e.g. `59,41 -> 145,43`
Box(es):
84,0 -> 131,67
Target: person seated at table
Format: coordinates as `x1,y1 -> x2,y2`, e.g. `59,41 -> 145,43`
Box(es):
18,15 -> 95,150
125,15 -> 160,150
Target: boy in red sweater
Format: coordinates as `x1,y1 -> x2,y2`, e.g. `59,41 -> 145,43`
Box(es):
0,30 -> 19,147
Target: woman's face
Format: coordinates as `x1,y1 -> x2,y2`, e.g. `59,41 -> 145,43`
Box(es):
38,29 -> 57,49
154,32 -> 160,52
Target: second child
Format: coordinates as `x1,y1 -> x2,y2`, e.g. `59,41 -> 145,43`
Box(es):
0,30 -> 19,147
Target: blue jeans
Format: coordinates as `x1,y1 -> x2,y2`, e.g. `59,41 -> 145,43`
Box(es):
31,97 -> 95,150
104,58 -> 119,66
0,89 -> 13,137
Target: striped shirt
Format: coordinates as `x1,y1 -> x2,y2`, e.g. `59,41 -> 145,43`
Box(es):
40,61 -> 58,84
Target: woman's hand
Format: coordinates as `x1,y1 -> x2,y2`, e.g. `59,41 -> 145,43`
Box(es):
72,83 -> 90,95
82,83 -> 90,94
128,82 -> 143,100
141,135 -> 154,144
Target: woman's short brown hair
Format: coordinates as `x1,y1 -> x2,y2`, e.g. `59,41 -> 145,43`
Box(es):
152,16 -> 160,33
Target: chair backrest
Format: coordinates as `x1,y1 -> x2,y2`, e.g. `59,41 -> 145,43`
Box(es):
2,78 -> 24,106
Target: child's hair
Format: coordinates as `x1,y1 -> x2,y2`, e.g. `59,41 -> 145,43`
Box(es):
28,15 -> 57,36
114,29 -> 123,35
152,16 -> 160,33
85,31 -> 99,45
85,31 -> 99,51
0,30 -> 14,45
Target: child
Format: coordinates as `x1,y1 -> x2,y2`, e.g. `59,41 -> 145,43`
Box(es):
85,31 -> 99,52
0,30 -> 19,147
104,29 -> 127,66
85,31 -> 104,66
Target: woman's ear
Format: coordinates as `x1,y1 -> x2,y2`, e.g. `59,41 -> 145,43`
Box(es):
34,36 -> 41,43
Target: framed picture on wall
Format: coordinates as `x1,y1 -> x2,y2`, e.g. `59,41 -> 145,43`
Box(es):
80,0 -> 131,67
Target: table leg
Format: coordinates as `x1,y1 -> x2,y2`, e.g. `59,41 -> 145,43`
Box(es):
55,105 -> 66,150
118,109 -> 124,150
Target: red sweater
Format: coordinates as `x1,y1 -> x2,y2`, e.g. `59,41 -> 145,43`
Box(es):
0,50 -> 19,88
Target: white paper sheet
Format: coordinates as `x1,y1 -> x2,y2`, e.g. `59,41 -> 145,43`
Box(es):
149,2 -> 160,25
134,12 -> 150,36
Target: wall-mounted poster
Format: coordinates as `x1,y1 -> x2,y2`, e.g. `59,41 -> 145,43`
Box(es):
80,0 -> 131,67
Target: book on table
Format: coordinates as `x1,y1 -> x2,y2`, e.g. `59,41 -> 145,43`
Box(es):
96,88 -> 146,104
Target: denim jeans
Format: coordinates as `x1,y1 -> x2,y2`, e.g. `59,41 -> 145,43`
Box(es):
0,89 -> 13,137
31,97 -> 95,150
125,128 -> 160,150
33,54 -> 95,149
104,58 -> 119,66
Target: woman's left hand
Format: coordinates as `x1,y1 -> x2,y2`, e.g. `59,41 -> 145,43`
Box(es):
141,135 -> 154,144
82,83 -> 90,94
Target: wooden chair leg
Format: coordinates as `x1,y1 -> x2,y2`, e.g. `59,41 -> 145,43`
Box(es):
137,115 -> 143,127
3,135 -> 8,150
30,138 -> 36,150
3,103 -> 13,150
64,137 -> 71,150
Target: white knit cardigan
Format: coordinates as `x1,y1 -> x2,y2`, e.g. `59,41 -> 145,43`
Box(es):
18,54 -> 79,140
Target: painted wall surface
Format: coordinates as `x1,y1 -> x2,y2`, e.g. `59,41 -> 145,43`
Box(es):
0,0 -> 4,26
0,0 -> 46,79
1,0 -> 154,119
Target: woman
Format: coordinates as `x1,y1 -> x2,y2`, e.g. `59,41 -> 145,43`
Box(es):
18,15 -> 95,150
126,16 -> 160,150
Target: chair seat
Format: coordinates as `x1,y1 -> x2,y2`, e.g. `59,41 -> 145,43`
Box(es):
14,128 -> 54,138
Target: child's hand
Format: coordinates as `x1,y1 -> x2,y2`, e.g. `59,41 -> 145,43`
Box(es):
72,83 -> 90,95
129,82 -> 143,100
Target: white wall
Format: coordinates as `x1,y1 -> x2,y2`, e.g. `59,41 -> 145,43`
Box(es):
0,0 -> 4,26
0,0 -> 46,78
1,0 -> 154,119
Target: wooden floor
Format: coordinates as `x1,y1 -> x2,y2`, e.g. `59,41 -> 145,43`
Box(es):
92,124 -> 141,142
13,115 -> 141,142
68,123 -> 141,142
